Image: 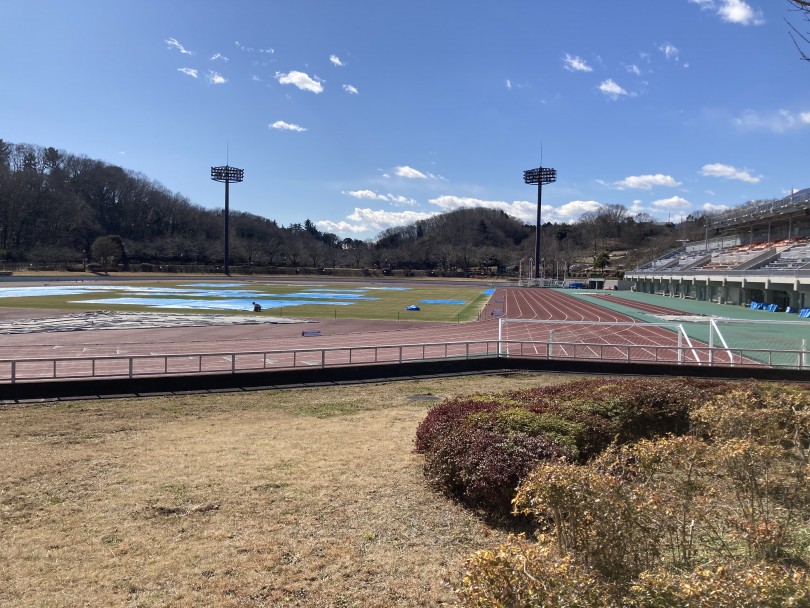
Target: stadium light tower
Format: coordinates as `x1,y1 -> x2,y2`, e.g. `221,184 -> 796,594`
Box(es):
523,166 -> 557,281
210,164 -> 244,275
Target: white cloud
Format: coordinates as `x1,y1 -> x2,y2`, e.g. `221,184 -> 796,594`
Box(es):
659,43 -> 679,61
613,174 -> 681,190
626,64 -> 641,76
428,195 -> 539,223
563,53 -> 593,72
553,200 -> 604,222
210,53 -> 229,62
343,190 -> 417,206
395,166 -> 428,179
275,70 -> 324,93
506,79 -> 512,89
269,120 -> 306,132
700,163 -> 762,183
330,54 -> 344,67
344,190 -> 386,201
177,67 -> 198,78
165,37 -> 192,55
423,194 -> 606,225
598,79 -> 630,100
689,0 -> 764,25
733,109 -> 810,133
652,196 -> 692,210
206,70 -> 227,85
317,208 -> 436,234
342,84 -> 359,95
703,202 -> 730,213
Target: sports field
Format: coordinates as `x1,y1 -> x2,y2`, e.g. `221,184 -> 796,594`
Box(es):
0,280 -> 493,323
1,281 -> 807,382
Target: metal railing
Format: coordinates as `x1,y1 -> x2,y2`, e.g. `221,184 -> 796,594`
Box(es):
1,339 -> 808,385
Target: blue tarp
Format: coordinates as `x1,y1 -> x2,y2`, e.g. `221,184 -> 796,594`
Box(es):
420,299 -> 465,305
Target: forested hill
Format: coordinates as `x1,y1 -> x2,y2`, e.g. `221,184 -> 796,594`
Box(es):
0,140 -> 707,274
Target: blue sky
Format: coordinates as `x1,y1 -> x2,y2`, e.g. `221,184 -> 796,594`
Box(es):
3,0 -> 809,239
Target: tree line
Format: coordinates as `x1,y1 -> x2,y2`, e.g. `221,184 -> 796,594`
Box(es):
0,140 -> 720,276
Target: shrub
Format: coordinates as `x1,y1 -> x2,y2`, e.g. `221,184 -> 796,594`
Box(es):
416,378 -> 730,513
454,381 -> 810,607
459,537 -> 618,608
628,562 -> 810,608
423,424 -> 570,511
514,461 -> 660,582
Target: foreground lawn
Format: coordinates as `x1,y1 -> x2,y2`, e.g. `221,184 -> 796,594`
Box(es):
0,372 -> 570,607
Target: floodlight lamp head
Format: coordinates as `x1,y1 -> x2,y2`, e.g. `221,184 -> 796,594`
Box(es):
523,166 -> 557,185
210,165 -> 245,183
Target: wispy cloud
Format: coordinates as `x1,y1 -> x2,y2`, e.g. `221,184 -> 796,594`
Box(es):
659,43 -> 679,60
562,53 -> 593,72
275,70 -> 324,93
270,120 -> 306,132
165,37 -> 192,55
206,70 -> 227,85
342,84 -> 359,95
330,54 -> 344,67
343,190 -> 417,206
210,53 -> 229,62
395,166 -> 428,179
732,108 -> 810,133
700,163 -> 762,183
626,64 -> 642,76
689,0 -> 764,25
235,41 -> 274,53
598,79 -> 630,100
177,67 -> 198,78
613,174 -> 681,190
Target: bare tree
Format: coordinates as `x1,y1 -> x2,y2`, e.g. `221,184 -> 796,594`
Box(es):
787,0 -> 810,61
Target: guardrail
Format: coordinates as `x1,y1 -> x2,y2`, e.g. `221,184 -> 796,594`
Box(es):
1,339 -> 808,385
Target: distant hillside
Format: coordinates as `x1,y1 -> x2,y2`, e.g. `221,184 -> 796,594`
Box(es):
0,139 -> 722,276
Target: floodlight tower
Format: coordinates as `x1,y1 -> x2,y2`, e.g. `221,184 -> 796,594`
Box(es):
523,166 -> 557,281
210,164 -> 244,275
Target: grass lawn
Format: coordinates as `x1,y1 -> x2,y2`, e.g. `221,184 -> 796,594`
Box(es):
0,372 -> 573,607
0,280 -> 493,323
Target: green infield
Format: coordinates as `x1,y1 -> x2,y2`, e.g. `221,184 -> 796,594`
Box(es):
0,281 -> 495,323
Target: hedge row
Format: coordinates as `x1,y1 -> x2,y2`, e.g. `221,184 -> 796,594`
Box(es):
457,381 -> 810,607
415,377 -> 731,513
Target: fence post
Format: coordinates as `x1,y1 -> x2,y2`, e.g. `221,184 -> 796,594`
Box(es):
11,361 -> 15,384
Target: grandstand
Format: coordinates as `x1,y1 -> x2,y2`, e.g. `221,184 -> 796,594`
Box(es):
626,188 -> 810,311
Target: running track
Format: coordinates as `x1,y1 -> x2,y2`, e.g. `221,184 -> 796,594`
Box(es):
0,287 -> 732,381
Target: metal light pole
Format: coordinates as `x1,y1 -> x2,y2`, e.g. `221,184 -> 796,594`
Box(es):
210,165 -> 244,276
523,166 -> 557,281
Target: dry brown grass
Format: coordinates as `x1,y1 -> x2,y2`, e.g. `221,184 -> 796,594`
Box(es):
0,372 -> 577,607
